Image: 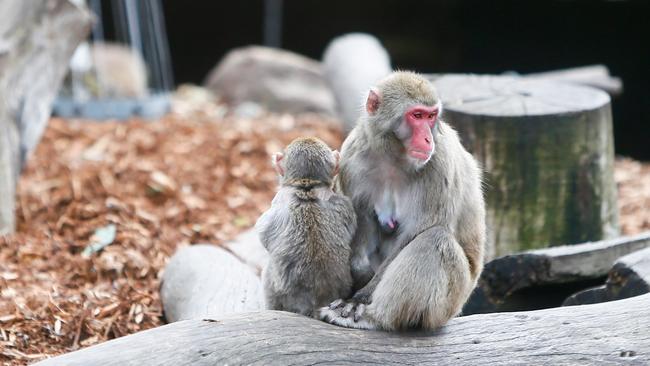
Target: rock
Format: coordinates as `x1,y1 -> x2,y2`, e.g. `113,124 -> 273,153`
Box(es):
160,244 -> 263,322
322,33 -> 391,132
204,46 -> 336,116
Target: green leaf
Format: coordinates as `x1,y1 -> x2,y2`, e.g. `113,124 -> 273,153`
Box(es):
81,224 -> 117,257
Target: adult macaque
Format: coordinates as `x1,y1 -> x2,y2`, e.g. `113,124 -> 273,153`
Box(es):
319,72 -> 486,330
257,137 -> 357,317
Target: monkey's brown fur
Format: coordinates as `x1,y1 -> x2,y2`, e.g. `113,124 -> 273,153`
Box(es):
319,72 -> 486,330
257,137 -> 357,317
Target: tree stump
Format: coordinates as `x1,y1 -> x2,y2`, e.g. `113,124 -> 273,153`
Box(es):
433,75 -> 619,257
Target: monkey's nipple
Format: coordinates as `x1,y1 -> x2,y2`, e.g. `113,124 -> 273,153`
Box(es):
379,217 -> 399,235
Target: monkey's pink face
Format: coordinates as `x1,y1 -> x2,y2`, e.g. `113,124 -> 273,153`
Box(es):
404,105 -> 439,162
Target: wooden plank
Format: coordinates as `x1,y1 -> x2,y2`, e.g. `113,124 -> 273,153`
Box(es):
160,244 -> 263,323
34,293 -> 650,365
464,232 -> 650,314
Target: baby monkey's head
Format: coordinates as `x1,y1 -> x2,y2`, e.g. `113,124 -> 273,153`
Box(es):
272,137 -> 339,186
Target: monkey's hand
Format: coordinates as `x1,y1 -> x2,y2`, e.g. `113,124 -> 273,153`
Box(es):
318,294 -> 374,329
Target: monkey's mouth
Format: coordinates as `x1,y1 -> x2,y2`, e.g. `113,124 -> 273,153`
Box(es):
408,149 -> 431,160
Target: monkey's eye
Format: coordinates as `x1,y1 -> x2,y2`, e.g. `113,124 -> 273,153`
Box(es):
429,113 -> 436,119
413,112 -> 423,119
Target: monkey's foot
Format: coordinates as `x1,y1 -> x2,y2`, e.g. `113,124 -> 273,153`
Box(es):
318,300 -> 375,329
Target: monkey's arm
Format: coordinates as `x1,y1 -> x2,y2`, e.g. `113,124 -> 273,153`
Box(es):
455,179 -> 486,281
255,189 -> 292,253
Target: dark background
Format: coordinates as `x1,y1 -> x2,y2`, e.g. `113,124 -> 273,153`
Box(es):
149,1 -> 650,159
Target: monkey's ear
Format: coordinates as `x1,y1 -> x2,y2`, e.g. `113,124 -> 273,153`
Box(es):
272,152 -> 285,176
366,89 -> 381,115
332,150 -> 340,177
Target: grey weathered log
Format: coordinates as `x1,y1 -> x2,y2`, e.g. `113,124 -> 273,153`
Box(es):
464,232 -> 650,314
0,0 -> 93,234
222,228 -> 269,276
35,293 -> 650,365
562,285 -> 608,306
426,64 -> 623,96
433,74 -> 619,257
525,64 -> 623,96
160,244 -> 263,322
564,246 -> 650,306
607,246 -> 650,298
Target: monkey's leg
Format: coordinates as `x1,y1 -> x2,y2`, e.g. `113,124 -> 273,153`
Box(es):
321,227 -> 473,330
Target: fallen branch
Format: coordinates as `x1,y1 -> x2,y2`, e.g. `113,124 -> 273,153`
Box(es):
464,232 -> 650,314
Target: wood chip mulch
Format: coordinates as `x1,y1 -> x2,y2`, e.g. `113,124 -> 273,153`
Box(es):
0,103 -> 648,364
0,107 -> 343,365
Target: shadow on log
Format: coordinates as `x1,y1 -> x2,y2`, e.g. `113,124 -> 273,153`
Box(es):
35,294 -> 650,365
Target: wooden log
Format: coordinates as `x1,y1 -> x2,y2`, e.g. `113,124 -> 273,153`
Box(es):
0,0 -> 93,234
160,244 -> 263,322
433,75 -> 619,257
34,293 -> 650,365
607,247 -> 650,298
464,232 -> 650,314
426,64 -> 624,96
564,246 -> 650,306
222,228 -> 269,276
525,65 -> 623,96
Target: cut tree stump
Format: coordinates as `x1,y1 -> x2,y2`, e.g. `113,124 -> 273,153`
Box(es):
433,75 -> 619,258
0,0 -> 93,234
564,246 -> 650,306
160,244 -> 263,322
464,232 -> 650,314
34,294 -> 650,365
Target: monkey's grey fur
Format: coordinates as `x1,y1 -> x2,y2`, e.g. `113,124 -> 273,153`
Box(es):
322,33 -> 391,133
319,72 -> 486,331
257,137 -> 357,317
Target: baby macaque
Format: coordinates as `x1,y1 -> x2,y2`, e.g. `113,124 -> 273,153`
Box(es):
256,137 -> 356,317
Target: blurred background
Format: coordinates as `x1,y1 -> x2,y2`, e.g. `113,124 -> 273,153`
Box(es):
157,0 -> 649,159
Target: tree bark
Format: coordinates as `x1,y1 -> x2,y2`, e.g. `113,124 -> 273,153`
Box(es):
35,293 -> 650,366
433,75 -> 619,258
0,0 -> 92,234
